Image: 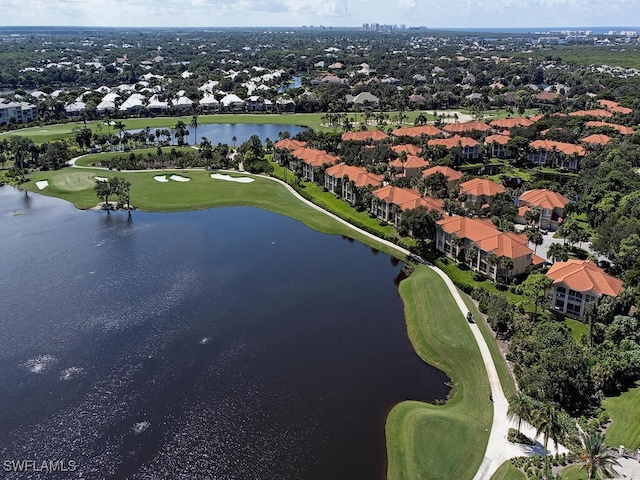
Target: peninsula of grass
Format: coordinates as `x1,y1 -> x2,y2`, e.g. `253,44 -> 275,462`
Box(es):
602,381 -> 640,450
490,462 -> 527,480
386,265 -> 492,480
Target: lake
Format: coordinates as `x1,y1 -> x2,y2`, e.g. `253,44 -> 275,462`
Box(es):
0,187 -> 449,479
130,123 -> 308,147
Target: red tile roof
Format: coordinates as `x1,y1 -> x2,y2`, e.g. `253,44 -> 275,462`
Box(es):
428,135 -> 479,149
274,139 -> 307,150
597,99 -> 619,110
291,147 -> 340,167
597,99 -> 633,114
389,155 -> 429,170
391,125 -> 443,137
325,164 -> 384,188
437,215 -> 532,259
422,165 -> 463,182
373,186 -> 444,213
546,260 -> 624,297
341,130 -> 389,142
485,134 -> 511,145
585,121 -> 634,135
489,117 -> 533,129
519,189 -> 569,211
459,178 -> 506,197
391,144 -> 422,155
581,134 -> 612,146
443,121 -> 491,134
569,109 -> 614,118
529,139 -> 586,156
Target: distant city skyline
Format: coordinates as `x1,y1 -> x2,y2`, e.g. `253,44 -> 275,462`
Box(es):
1,0 -> 639,29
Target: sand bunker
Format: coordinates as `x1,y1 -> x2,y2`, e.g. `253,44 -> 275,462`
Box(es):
94,176 -> 109,182
35,180 -> 49,190
170,175 -> 190,182
153,175 -> 169,183
210,173 -> 254,183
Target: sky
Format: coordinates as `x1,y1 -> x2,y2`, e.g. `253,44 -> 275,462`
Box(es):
1,0 -> 639,29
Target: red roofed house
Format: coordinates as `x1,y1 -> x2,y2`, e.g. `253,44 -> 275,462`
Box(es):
489,117 -> 534,129
436,215 -> 539,281
485,133 -> 512,158
581,134 -> 612,146
596,99 -> 632,115
585,121 -> 634,135
459,178 -> 506,206
391,125 -> 443,138
443,121 -> 491,135
274,138 -> 307,150
428,135 -> 480,161
527,140 -> 586,170
422,165 -> 463,191
341,130 -> 389,142
547,260 -> 624,319
391,144 -> 422,156
389,155 -> 429,179
291,147 -> 340,182
371,185 -> 444,225
516,189 -> 569,231
324,164 -> 384,205
569,109 -> 614,119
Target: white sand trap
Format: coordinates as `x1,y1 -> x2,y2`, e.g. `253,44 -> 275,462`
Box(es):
36,180 -> 49,190
170,175 -> 190,182
153,175 -> 169,183
94,176 -> 109,182
210,173 -> 254,183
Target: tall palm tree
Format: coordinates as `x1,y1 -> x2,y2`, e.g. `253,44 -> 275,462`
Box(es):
190,110 -> 199,146
507,392 -> 534,434
174,120 -> 188,146
532,403 -> 567,468
232,136 -> 237,149
576,431 -> 620,480
113,120 -> 126,147
547,243 -> 569,263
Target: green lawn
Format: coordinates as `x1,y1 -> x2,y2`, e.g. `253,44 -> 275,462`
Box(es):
74,146 -> 196,166
490,462 -> 527,480
560,465 -> 588,480
565,318 -> 588,343
603,381 -> 640,450
386,266 -> 492,480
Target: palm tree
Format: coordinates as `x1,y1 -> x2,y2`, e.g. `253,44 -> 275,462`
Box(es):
450,234 -> 461,259
113,120 -> 126,148
532,403 -> 567,468
497,256 -> 514,282
174,120 -> 188,146
547,243 -> 569,263
486,251 -> 499,279
576,431 -> 620,480
232,135 -> 237,149
190,111 -> 199,146
507,392 -> 534,434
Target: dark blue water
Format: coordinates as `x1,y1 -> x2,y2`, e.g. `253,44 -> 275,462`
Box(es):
278,76 -> 302,93
130,123 -> 307,146
0,187 -> 448,479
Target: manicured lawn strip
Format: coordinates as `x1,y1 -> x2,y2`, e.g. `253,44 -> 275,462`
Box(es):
386,266 -> 492,480
460,294 -> 517,399
602,381 -> 640,450
560,465 -> 588,480
490,462 -> 527,480
565,318 -> 588,343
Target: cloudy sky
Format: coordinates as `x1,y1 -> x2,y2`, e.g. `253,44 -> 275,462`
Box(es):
2,0 -> 639,29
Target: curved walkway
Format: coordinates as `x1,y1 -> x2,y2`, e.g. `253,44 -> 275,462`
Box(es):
63,158 -> 557,479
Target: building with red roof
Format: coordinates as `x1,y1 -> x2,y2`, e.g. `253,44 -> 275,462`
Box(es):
422,165 -> 463,191
436,215 -> 540,281
341,130 -> 389,142
581,134 -> 611,146
527,140 -> 586,170
597,99 -> 632,115
391,125 -> 443,138
547,260 -> 624,318
274,138 -> 307,150
371,185 -> 444,225
569,109 -> 614,118
427,135 -> 480,161
516,189 -> 570,231
324,164 -> 384,205
389,155 -> 429,179
442,121 -> 491,135
459,178 -> 506,206
585,121 -> 634,135
484,133 -> 512,158
489,117 -> 533,129
290,147 -> 340,182
391,144 -> 422,156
